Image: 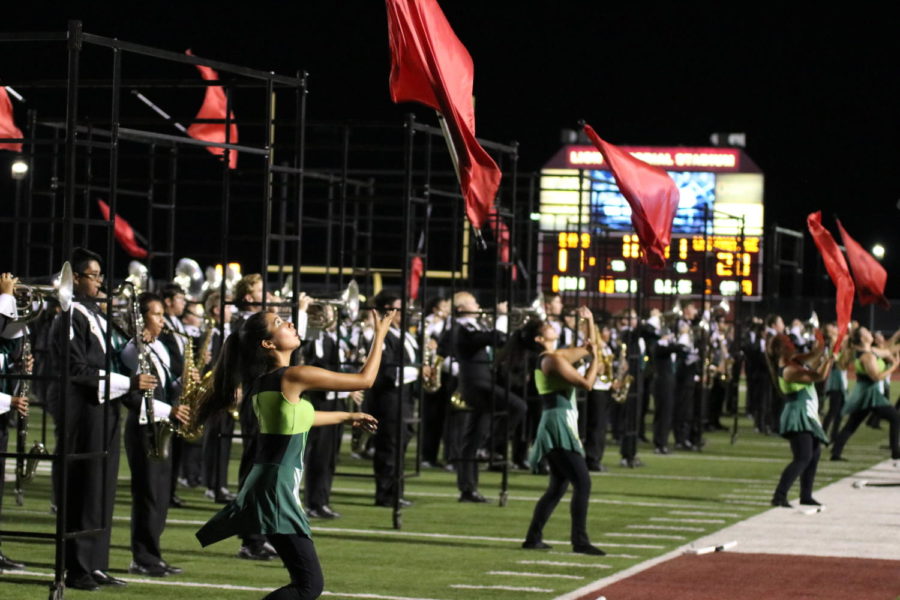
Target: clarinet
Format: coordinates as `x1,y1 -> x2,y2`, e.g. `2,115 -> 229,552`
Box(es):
13,332 -> 48,504
133,297 -> 172,460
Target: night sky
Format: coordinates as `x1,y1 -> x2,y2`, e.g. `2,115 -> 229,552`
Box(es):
4,2 -> 899,296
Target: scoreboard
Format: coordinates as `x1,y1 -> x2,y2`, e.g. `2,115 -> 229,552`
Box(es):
537,144 -> 764,300
541,231 -> 762,299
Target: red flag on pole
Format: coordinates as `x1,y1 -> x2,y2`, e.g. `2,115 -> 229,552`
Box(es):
0,86 -> 23,152
385,0 -> 501,230
97,199 -> 149,259
807,211 -> 854,350
583,124 -> 679,269
488,207 -> 517,280
185,50 -> 238,169
835,219 -> 889,309
408,256 -> 424,302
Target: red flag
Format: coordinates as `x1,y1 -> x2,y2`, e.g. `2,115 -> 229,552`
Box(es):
186,50 -> 238,169
807,211 -> 854,350
488,207 -> 517,280
0,86 -> 23,152
385,0 -> 501,230
408,256 -> 424,301
97,199 -> 149,259
836,219 -> 889,309
583,124 -> 679,269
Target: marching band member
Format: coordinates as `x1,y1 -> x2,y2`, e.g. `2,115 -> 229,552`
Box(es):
452,291 -> 524,503
301,304 -> 349,518
159,282 -> 194,506
519,308 -> 605,556
369,291 -> 424,507
120,292 -> 192,577
48,248 -> 157,591
647,309 -> 678,454
673,302 -> 700,450
583,321 -> 614,472
0,273 -> 28,572
821,322 -> 850,441
768,333 -> 832,508
420,296 -> 452,469
830,327 -> 900,462
195,309 -> 387,600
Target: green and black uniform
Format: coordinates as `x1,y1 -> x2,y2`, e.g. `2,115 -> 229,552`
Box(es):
831,352 -> 900,460
197,367 -> 325,599
773,365 -> 826,504
524,357 -> 594,549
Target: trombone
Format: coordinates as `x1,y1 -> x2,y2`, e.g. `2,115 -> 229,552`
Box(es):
305,280 -> 361,329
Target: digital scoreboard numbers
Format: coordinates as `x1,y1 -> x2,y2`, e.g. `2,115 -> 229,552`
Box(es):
542,231 -> 762,300
538,144 -> 765,301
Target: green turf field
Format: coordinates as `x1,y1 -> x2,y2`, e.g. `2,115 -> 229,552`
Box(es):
1,383 -> 896,599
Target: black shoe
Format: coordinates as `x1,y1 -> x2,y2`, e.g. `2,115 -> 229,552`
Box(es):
443,463 -> 456,472
771,496 -> 792,508
799,498 -> 822,506
205,487 -> 236,503
374,498 -> 413,508
169,494 -> 186,508
308,504 -> 342,519
65,573 -> 99,591
573,544 -> 606,556
237,544 -> 275,560
830,455 -> 848,462
91,570 -> 127,586
513,460 -> 531,471
585,460 -> 601,471
0,551 -> 25,570
459,490 -> 490,503
158,561 -> 183,575
654,446 -> 670,455
129,561 -> 168,577
521,541 -> 552,550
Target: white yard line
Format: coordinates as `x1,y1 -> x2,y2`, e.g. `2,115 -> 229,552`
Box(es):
451,584 -> 554,593
487,571 -> 584,580
667,510 -> 743,518
626,525 -> 705,532
650,517 -> 725,524
517,560 -> 612,569
604,532 -> 686,540
550,552 -> 638,559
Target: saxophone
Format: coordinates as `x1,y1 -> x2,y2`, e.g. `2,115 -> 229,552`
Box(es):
422,341 -> 444,393
611,342 -> 633,404
13,332 -> 49,505
169,317 -> 216,440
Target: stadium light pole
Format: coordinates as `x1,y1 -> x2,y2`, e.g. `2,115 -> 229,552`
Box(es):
869,244 -> 885,329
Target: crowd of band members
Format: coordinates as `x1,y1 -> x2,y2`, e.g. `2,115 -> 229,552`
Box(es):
1,248 -> 899,588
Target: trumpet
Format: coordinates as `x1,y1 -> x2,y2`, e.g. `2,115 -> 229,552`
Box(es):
508,293 -> 547,329
12,262 -> 75,324
306,280 -> 361,329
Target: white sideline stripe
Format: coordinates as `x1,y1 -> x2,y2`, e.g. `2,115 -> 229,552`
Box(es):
451,584 -> 554,593
488,571 -> 584,580
5,570 -> 446,600
668,510 -> 742,517
330,487 -> 755,511
651,517 -> 725,524
626,525 -> 705,532
518,560 -> 612,569
605,532 -> 686,540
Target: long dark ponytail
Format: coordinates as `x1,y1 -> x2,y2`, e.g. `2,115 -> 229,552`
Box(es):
196,311 -> 276,425
497,318 -> 547,372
